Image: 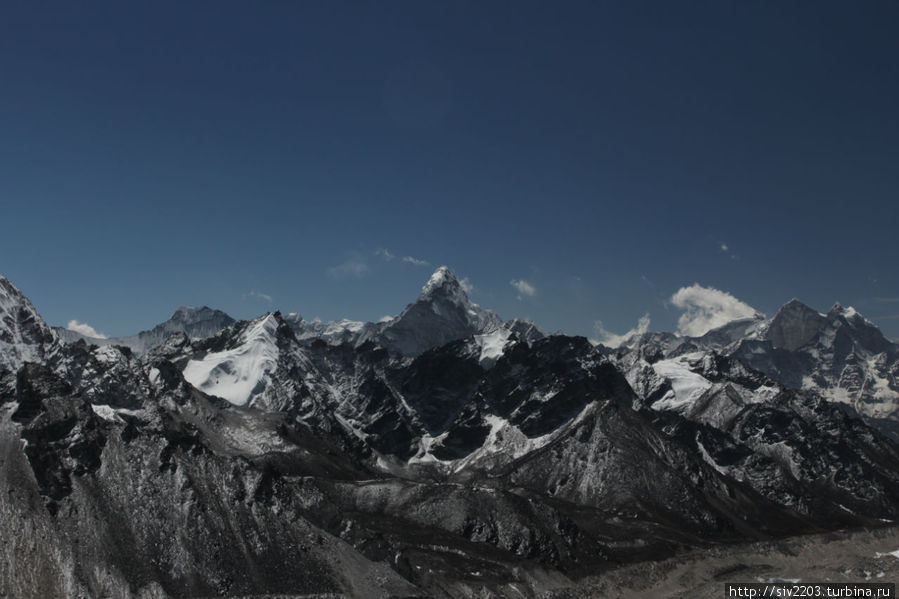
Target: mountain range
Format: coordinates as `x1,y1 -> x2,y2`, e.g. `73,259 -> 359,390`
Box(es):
1,267 -> 898,598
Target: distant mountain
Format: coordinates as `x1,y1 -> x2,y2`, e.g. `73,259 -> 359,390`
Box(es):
52,267 -> 535,363
286,266 -> 541,357
733,300 -> 899,436
616,299 -> 899,439
359,266 -> 505,356
2,270 -> 899,598
54,305 -> 236,355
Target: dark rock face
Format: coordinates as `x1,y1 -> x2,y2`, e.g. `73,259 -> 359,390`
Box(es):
6,363 -> 73,422
767,299 -> 827,351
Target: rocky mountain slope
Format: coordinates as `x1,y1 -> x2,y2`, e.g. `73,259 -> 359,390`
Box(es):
1,269 -> 898,598
0,276 -> 58,371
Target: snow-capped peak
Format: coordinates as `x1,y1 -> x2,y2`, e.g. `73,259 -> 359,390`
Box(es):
416,266 -> 484,316
828,303 -> 865,322
421,266 -> 461,296
351,266 -> 504,356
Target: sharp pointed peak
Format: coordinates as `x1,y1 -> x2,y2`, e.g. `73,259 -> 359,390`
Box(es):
0,275 -> 39,312
426,265 -> 457,282
0,275 -> 25,297
781,298 -> 813,310
774,298 -> 822,318
421,266 -> 462,295
171,305 -> 200,317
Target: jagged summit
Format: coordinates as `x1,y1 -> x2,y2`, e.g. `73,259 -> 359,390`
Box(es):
283,265 -> 514,357
421,265 -> 460,294
362,266 -> 504,356
418,266 -> 474,307
827,303 -> 867,323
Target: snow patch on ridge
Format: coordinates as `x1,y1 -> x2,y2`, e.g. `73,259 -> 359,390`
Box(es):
183,314 -> 280,406
474,328 -> 512,366
651,353 -> 713,410
407,403 -> 597,471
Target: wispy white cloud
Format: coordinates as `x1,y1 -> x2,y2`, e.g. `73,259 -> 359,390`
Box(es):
670,283 -> 759,336
592,314 -> 650,348
377,247 -> 430,267
873,297 -> 899,303
67,319 -> 107,339
328,256 -> 370,279
249,290 -> 273,303
375,248 -> 396,261
510,279 -> 536,299
401,255 -> 430,266
720,242 -> 729,252
459,277 -> 474,294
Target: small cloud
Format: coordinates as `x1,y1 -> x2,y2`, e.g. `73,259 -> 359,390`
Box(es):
401,255 -> 430,266
875,314 -> 899,320
378,315 -> 394,323
375,248 -> 396,261
873,297 -> 899,303
249,290 -> 273,303
376,247 -> 430,267
459,277 -> 474,294
67,319 -> 107,339
670,283 -> 760,336
328,256 -> 370,279
510,279 -> 536,300
718,242 -> 738,260
592,314 -> 650,348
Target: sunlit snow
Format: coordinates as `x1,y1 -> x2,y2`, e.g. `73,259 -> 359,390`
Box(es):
651,353 -> 712,410
182,314 -> 280,406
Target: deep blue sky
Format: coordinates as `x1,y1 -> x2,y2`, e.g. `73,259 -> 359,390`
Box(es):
1,1 -> 898,340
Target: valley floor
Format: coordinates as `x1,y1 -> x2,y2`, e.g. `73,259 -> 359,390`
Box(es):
566,525 -> 899,598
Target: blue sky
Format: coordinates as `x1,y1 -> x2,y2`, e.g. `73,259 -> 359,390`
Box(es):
1,1 -> 898,340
